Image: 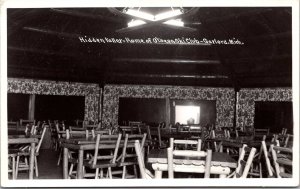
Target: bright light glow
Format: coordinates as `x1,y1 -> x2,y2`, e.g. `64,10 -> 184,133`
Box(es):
125,8 -> 185,28
128,19 -> 146,27
126,9 -> 154,21
154,9 -> 183,21
175,105 -> 200,125
164,19 -> 184,27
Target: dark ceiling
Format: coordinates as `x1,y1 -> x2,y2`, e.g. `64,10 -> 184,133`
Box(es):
7,7 -> 292,88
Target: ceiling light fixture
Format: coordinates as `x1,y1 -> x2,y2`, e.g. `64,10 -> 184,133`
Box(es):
125,8 -> 185,28
154,9 -> 183,21
126,9 -> 154,21
164,19 -> 184,27
128,20 -> 146,27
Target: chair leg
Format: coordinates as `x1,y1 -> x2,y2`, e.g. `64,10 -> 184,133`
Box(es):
68,163 -> 74,179
259,163 -> 262,178
133,165 -> 138,178
122,166 -> 126,179
16,156 -> 20,179
100,169 -> 103,178
108,167 -> 112,179
57,149 -> 62,166
95,168 -> 99,179
34,156 -> 39,177
12,156 -> 16,179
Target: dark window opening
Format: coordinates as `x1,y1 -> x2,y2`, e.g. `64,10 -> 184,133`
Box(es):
35,95 -> 85,124
254,101 -> 293,134
118,98 -> 166,126
7,93 -> 30,121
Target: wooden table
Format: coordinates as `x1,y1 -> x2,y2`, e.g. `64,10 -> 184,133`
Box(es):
61,137 -> 136,179
148,149 -> 237,178
8,135 -> 39,179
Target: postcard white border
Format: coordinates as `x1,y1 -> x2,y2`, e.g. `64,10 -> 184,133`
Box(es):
1,0 -> 299,187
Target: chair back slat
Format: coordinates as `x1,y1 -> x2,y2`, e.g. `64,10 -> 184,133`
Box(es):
234,144 -> 257,178
119,133 -> 147,164
92,134 -> 122,166
35,126 -> 47,153
170,138 -> 202,151
261,141 -> 274,177
134,140 -> 154,179
168,137 -> 211,178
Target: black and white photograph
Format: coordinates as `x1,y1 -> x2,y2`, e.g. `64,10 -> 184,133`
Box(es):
1,0 -> 299,187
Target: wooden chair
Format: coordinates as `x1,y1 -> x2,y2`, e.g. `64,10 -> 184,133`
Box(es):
227,144 -> 257,178
217,141 -> 242,159
261,140 -> 275,177
48,120 -> 58,150
279,134 -> 293,148
270,145 -> 292,178
66,129 -> 91,178
170,138 -> 202,151
167,146 -> 212,178
114,133 -> 147,179
157,125 -> 168,149
83,134 -> 122,179
140,125 -> 153,152
20,119 -> 35,132
56,122 -> 66,165
8,121 -> 19,133
91,129 -> 111,138
15,126 -> 47,178
8,153 -> 17,179
134,140 -> 154,179
281,128 -> 288,135
210,129 -> 227,139
254,128 -> 270,138
248,135 -> 267,178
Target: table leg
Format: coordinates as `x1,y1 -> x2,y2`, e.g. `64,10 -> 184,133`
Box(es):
29,142 -> 35,179
76,149 -> 84,179
63,147 -> 68,179
154,170 -> 162,179
219,174 -> 226,178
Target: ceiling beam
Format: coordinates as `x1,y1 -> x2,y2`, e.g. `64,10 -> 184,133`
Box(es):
245,31 -> 291,41
51,8 -> 123,24
8,46 -> 78,57
113,58 -> 220,64
23,26 -> 81,38
227,54 -> 291,63
202,8 -> 273,24
107,73 -> 228,79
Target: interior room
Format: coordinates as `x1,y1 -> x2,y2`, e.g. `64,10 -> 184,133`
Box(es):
3,4 -> 297,185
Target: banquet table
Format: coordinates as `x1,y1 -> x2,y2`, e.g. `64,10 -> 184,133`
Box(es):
147,149 -> 237,178
8,135 -> 39,179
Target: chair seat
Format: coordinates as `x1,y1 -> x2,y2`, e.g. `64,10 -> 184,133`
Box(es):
277,158 -> 292,166
8,149 -> 19,156
83,160 -> 117,169
279,172 -> 292,178
118,161 -> 137,166
68,158 -> 78,164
